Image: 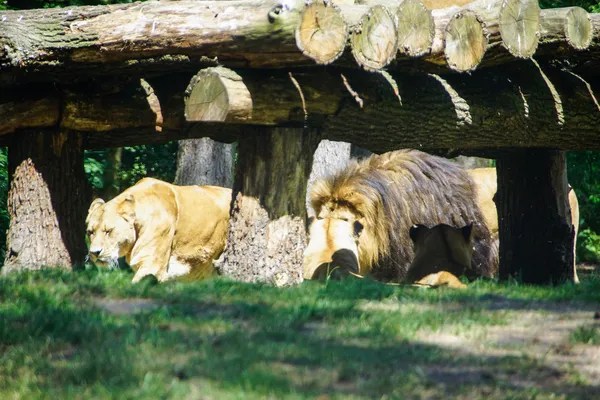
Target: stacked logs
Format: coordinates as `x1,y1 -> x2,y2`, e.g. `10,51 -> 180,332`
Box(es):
296,0 -> 593,72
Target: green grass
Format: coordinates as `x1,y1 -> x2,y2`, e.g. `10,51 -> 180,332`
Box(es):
571,326 -> 600,345
1,268 -> 600,399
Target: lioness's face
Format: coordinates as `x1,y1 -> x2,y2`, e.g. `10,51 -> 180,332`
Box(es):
303,217 -> 363,280
86,198 -> 136,269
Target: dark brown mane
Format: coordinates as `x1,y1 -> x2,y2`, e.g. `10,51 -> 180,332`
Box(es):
310,149 -> 497,281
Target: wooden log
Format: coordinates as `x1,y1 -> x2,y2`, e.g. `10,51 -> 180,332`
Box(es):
2,64 -> 600,153
444,10 -> 488,72
296,0 -> 348,65
395,0 -> 435,57
499,0 -> 540,58
351,5 -> 398,70
541,7 -> 592,50
496,150 -> 575,284
0,89 -> 59,135
2,130 -> 89,274
0,0 -> 599,84
216,127 -> 319,286
184,67 -> 252,122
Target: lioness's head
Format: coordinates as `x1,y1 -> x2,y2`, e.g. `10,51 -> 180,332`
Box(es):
85,196 -> 136,269
407,223 -> 474,282
303,215 -> 364,280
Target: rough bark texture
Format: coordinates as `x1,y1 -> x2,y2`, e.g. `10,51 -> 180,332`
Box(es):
100,147 -> 122,200
496,149 -> 574,284
217,127 -> 319,286
174,138 -> 234,188
306,139 -> 352,217
1,0 -> 599,84
2,130 -> 89,274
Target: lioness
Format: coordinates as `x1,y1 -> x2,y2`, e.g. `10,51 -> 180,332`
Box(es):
468,167 -> 580,282
407,224 -> 474,289
86,178 -> 232,283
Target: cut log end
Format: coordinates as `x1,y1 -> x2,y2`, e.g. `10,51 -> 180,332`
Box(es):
351,5 -> 398,70
445,11 -> 488,73
296,1 -> 348,65
184,67 -> 252,123
499,0 -> 540,58
396,0 -> 434,57
565,7 -> 592,50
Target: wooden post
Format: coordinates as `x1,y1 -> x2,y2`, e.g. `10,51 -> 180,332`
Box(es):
496,149 -> 574,284
2,130 -> 89,274
499,0 -> 541,58
217,127 -> 319,286
395,0 -> 434,57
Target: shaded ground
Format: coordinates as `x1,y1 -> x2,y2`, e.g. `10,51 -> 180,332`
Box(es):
0,268 -> 599,399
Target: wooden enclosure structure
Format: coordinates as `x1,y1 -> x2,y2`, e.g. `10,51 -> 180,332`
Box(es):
1,0 -> 600,284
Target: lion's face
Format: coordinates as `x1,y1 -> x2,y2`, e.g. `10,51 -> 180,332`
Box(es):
303,216 -> 364,280
85,197 -> 136,269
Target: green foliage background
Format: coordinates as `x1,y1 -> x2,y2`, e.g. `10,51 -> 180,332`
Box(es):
1,0 -> 600,264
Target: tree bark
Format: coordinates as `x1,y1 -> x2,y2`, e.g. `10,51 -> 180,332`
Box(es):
217,127 -> 319,286
1,0 -> 599,84
496,149 -> 574,284
2,130 -> 89,274
174,138 -> 234,188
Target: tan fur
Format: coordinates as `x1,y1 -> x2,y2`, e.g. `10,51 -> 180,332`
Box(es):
304,149 -> 497,282
408,224 -> 473,289
86,178 -> 231,283
468,167 -> 580,282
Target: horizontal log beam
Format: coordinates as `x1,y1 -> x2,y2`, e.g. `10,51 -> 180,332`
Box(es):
0,0 -> 599,85
1,63 -> 599,152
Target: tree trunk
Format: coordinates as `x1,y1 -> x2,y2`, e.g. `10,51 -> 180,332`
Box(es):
100,147 -> 122,200
306,140 -> 353,217
496,149 -> 574,284
2,130 -> 89,274
174,138 -> 234,188
217,127 -> 319,286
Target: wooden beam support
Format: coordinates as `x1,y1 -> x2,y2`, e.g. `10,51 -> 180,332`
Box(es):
216,127 -> 319,286
496,150 -> 574,284
1,64 -> 600,152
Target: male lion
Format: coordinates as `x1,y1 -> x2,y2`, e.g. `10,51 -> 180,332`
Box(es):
468,167 -> 580,282
86,178 -> 231,283
303,149 -> 497,282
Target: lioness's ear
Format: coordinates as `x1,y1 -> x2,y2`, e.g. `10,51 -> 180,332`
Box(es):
119,194 -> 136,222
87,198 -> 105,220
461,223 -> 474,242
409,224 -> 427,243
353,220 -> 364,238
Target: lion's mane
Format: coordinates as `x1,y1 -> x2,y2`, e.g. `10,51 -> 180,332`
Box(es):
310,149 -> 497,281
